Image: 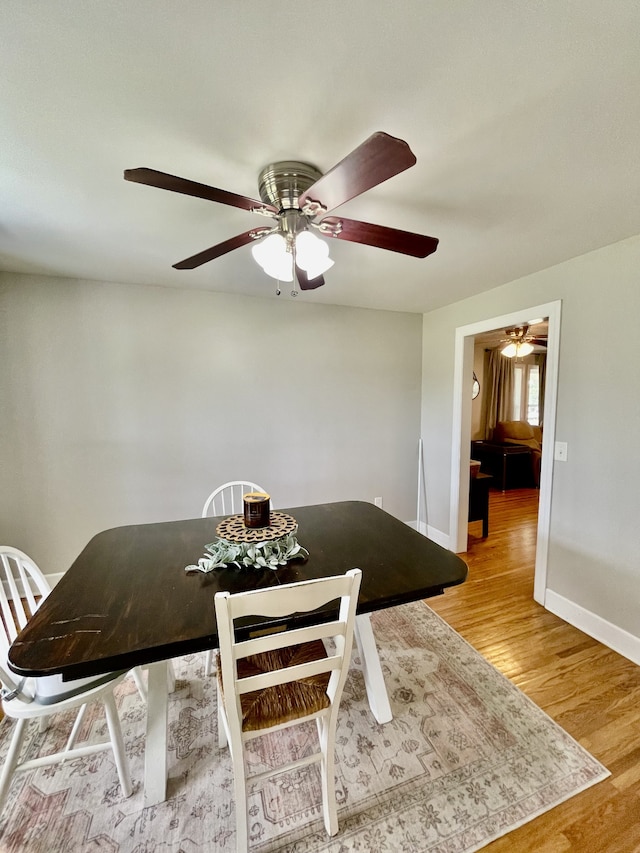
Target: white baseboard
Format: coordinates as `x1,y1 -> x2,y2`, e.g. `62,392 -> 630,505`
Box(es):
414,521 -> 450,550
46,572 -> 64,588
545,589 -> 640,667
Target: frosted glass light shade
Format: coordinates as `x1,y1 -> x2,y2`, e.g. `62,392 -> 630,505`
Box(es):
295,231 -> 334,279
251,233 -> 293,282
501,341 -> 534,358
251,230 -> 334,282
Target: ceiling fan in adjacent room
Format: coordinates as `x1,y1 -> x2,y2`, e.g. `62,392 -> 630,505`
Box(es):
500,324 -> 548,358
124,132 -> 439,294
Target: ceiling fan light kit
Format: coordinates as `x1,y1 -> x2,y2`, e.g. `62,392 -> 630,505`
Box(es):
500,325 -> 546,358
501,341 -> 534,358
124,132 -> 439,296
250,229 -> 333,284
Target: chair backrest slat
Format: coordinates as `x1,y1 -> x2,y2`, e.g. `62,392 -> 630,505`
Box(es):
1,554 -> 28,632
237,655 -> 343,695
201,480 -> 270,518
234,620 -> 344,659
0,555 -> 16,627
227,574 -> 355,622
15,556 -> 40,615
0,548 -> 51,665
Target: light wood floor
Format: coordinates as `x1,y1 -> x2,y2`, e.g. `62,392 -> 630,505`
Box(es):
428,488 -> 640,853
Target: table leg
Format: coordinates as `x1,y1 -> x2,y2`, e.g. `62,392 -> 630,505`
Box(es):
144,661 -> 169,806
354,613 -> 393,724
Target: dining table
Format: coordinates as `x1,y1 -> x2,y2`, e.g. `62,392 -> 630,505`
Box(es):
8,500 -> 468,806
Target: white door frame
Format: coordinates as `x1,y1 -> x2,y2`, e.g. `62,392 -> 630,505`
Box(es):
449,300 -> 562,605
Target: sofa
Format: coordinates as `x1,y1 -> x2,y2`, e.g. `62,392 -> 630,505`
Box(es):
492,421 -> 542,486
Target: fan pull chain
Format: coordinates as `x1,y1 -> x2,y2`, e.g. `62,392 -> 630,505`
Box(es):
291,241 -> 299,297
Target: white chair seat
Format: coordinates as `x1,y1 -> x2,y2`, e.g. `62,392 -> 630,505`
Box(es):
27,669 -> 129,705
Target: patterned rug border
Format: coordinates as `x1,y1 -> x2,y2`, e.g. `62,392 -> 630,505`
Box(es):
418,602 -> 612,790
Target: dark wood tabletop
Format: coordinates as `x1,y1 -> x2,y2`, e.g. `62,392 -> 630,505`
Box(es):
9,501 -> 467,681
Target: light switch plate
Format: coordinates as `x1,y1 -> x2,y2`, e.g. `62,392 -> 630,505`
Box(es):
554,441 -> 568,462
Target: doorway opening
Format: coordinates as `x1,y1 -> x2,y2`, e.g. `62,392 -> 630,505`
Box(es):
449,301 -> 561,606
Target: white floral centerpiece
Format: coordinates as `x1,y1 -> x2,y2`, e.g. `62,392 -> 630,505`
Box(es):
185,532 -> 308,573
185,511 -> 308,573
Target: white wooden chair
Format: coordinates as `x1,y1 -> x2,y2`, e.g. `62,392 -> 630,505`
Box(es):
201,480 -> 271,677
201,480 -> 268,518
0,546 -> 133,816
214,567 -> 362,852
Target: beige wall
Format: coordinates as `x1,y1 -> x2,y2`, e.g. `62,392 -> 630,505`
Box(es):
3,234 -> 639,652
421,234 -> 640,639
471,346 -> 539,440
0,274 -> 423,575
471,344 -> 485,440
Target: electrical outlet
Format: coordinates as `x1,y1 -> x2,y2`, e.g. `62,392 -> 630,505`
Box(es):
554,441 -> 568,462
374,496 -> 383,508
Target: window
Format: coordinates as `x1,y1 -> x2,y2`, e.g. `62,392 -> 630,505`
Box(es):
512,362 -> 540,425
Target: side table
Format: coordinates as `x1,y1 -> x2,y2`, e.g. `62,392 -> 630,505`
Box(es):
471,442 -> 534,490
468,472 -> 492,537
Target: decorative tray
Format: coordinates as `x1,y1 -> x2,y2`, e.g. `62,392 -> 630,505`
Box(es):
215,511 -> 298,543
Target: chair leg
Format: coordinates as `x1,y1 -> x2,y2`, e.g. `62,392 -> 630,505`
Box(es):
132,667 -> 147,702
167,660 -> 176,693
205,649 -> 214,676
217,682 -> 228,749
231,747 -> 249,853
318,716 -> 339,837
38,715 -> 49,734
65,703 -> 89,752
0,718 -> 28,816
133,661 -> 174,700
102,692 -> 132,798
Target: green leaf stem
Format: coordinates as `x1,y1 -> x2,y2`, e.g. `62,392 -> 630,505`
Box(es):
185,531 -> 309,573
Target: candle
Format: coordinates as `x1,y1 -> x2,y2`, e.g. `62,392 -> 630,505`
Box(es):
243,492 -> 271,528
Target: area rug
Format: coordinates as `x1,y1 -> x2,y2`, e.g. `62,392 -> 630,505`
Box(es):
0,602 -> 608,852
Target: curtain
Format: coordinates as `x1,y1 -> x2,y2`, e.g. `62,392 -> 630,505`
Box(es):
535,353 -> 547,425
480,348 -> 514,439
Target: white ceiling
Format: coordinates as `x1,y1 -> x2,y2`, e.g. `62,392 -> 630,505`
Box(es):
474,319 -> 548,351
2,2 -> 640,314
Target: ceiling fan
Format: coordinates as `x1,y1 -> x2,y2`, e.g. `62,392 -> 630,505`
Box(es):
124,132 -> 439,294
500,325 -> 547,358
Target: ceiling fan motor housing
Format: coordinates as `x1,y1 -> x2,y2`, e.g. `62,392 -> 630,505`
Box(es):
257,161 -> 323,212
505,325 -> 530,340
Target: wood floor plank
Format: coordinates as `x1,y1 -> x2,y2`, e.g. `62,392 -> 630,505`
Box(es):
427,487 -> 640,852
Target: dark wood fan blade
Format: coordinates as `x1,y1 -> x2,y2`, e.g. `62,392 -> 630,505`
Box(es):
173,230 -> 259,270
296,266 -> 325,290
124,168 -> 278,215
298,132 -> 417,214
323,217 -> 439,258
529,337 -> 548,347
